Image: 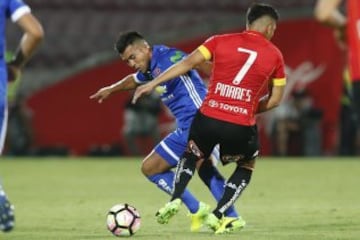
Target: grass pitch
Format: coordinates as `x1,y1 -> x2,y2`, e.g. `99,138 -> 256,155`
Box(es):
0,157 -> 359,240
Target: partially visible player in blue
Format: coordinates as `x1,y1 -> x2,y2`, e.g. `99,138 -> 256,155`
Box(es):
90,31 -> 243,232
0,0 -> 44,232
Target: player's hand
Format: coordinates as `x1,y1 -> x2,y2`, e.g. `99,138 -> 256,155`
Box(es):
90,86 -> 112,103
132,82 -> 156,104
7,64 -> 21,82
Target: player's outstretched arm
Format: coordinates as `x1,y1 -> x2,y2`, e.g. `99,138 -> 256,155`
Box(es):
132,49 -> 206,103
90,74 -> 138,103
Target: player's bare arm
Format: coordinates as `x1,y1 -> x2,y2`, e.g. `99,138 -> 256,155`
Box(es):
90,74 -> 138,103
11,13 -> 44,67
7,13 -> 44,81
132,49 -> 206,103
257,85 -> 285,113
314,0 -> 345,29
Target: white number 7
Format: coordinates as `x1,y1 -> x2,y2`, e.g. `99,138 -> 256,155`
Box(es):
232,48 -> 257,85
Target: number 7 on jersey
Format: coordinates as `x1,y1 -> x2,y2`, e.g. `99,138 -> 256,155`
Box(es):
232,48 -> 258,85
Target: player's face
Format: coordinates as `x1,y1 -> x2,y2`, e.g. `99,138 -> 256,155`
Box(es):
121,43 -> 151,73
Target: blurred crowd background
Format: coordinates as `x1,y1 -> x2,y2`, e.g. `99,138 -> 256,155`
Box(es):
5,0 -> 359,157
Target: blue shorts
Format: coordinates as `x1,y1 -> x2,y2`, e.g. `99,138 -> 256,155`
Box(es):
154,128 -> 219,167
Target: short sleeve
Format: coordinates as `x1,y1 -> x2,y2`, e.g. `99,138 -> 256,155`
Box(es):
198,45 -> 211,60
8,0 -> 31,22
133,72 -> 147,84
199,36 -> 217,61
272,52 -> 286,86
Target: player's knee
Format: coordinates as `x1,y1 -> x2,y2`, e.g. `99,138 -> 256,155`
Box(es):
187,140 -> 204,160
141,160 -> 154,177
141,154 -> 170,177
237,159 -> 256,171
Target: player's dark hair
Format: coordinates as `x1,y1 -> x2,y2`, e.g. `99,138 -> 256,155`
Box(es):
246,3 -> 279,25
114,31 -> 145,54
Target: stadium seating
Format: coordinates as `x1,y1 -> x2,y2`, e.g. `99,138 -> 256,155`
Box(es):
6,0 -> 315,68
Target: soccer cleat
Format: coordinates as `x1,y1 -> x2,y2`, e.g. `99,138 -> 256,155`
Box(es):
0,192 -> 15,232
155,198 -> 181,224
204,213 -> 221,232
215,216 -> 246,234
188,202 -> 210,232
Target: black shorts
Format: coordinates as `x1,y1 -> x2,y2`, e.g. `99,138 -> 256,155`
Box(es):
188,111 -> 259,165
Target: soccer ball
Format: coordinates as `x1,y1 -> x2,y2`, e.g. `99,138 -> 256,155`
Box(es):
106,203 -> 141,237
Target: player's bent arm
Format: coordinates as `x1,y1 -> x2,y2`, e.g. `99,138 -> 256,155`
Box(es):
257,85 -> 285,113
90,75 -> 138,103
132,50 -> 206,103
314,0 -> 345,29
109,74 -> 138,92
150,49 -> 206,87
12,13 -> 44,68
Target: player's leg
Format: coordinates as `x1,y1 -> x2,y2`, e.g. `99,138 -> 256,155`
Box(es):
197,158 -> 238,218
141,150 -> 199,215
142,131 -> 205,222
150,128 -> 212,230
168,112 -> 215,202
0,103 -> 15,232
143,155 -> 210,230
156,113 -> 215,228
153,143 -> 208,229
179,113 -> 241,220
210,161 -> 253,234
208,125 -> 259,234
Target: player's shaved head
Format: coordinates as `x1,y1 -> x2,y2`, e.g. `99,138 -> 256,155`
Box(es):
249,15 -> 277,30
115,31 -> 148,54
246,3 -> 279,25
246,3 -> 279,39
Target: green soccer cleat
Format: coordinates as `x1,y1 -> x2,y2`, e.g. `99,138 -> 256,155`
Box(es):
155,198 -> 181,224
204,213 -> 221,232
215,216 -> 246,234
188,202 -> 210,232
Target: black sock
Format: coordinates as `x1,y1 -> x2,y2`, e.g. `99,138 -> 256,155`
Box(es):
213,166 -> 252,218
198,159 -> 225,189
171,151 -> 197,201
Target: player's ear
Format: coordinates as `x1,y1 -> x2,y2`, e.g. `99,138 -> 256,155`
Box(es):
265,23 -> 275,39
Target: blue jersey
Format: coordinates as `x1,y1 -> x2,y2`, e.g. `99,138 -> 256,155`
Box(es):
0,0 -> 30,153
133,45 -> 207,130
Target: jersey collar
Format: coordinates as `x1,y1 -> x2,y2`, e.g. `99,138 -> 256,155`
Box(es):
244,30 -> 266,38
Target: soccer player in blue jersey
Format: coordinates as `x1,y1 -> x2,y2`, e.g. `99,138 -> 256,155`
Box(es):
90,31 -> 244,232
0,0 -> 44,232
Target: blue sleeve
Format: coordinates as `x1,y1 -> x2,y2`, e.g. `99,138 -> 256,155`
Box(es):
155,48 -> 187,72
7,0 -> 29,20
133,72 -> 148,84
133,47 -> 187,84
167,49 -> 187,64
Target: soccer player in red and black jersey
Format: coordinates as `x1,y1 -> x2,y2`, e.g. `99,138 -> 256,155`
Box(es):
133,3 -> 286,234
314,0 -> 360,152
